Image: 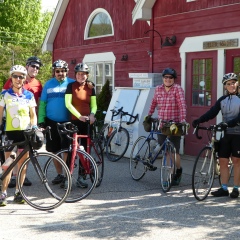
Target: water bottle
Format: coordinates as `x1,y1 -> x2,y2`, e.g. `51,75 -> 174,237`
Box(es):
2,146 -> 17,171
153,144 -> 161,155
149,139 -> 157,152
79,145 -> 85,151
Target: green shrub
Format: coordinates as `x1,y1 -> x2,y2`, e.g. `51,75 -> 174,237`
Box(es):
96,79 -> 112,124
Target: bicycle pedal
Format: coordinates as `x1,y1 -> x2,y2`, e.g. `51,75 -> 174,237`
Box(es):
143,162 -> 157,171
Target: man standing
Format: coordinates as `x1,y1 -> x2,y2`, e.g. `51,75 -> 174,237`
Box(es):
2,56 -> 43,188
38,59 -> 74,186
148,68 -> 187,186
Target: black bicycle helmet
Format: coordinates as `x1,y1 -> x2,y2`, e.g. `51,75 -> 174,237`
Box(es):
74,63 -> 90,74
52,59 -> 69,70
26,56 -> 43,66
222,73 -> 238,85
162,68 -> 177,78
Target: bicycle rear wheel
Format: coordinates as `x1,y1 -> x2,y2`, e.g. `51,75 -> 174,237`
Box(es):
106,127 -> 129,162
90,140 -> 104,187
192,146 -> 215,201
160,142 -> 176,192
52,149 -> 98,203
130,136 -> 149,180
18,152 -> 72,211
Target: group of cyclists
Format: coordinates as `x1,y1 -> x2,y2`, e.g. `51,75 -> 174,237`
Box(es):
0,56 -> 240,207
0,57 -> 97,207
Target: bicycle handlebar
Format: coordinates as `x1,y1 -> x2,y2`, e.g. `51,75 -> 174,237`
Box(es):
109,107 -> 138,124
193,124 -> 224,140
57,122 -> 78,135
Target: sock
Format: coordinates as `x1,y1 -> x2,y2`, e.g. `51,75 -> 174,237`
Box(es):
221,184 -> 228,191
15,189 -> 19,194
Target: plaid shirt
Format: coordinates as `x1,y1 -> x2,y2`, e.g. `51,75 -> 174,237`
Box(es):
148,83 -> 187,123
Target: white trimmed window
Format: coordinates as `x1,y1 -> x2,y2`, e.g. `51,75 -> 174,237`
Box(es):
84,8 -> 114,39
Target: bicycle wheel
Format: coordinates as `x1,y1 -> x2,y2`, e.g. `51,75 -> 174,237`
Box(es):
52,149 -> 98,203
192,146 -> 215,201
130,136 -> 149,180
106,127 -> 129,162
160,142 -> 176,192
17,152 -> 72,211
90,140 -> 104,187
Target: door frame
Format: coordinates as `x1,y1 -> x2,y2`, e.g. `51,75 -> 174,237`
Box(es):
179,31 -> 240,155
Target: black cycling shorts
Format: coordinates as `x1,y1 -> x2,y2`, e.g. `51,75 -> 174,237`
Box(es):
218,134 -> 240,158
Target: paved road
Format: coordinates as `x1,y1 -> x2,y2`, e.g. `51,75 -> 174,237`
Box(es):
1,154 -> 240,240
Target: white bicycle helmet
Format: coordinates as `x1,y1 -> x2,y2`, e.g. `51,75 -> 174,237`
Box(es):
10,65 -> 27,76
222,73 -> 238,85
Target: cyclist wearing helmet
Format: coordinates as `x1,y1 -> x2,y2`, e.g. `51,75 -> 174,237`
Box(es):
0,65 -> 37,206
38,59 -> 74,186
192,73 -> 240,198
2,56 -> 43,188
64,63 -> 97,188
148,68 -> 187,186
3,56 -> 43,105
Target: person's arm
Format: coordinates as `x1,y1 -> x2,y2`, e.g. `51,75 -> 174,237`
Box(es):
30,107 -> 37,127
65,93 -> 81,119
38,83 -> 48,124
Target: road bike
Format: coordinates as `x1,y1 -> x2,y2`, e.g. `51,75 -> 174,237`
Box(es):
97,107 -> 138,162
49,121 -> 99,203
191,124 -> 232,201
0,128 -> 72,211
130,118 -> 189,192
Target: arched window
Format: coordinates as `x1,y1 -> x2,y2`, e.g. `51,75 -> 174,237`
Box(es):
85,9 -> 114,39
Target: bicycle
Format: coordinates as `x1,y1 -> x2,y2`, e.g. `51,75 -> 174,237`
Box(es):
130,118 -> 189,192
0,128 -> 72,211
48,121 -> 99,203
191,124 -> 232,201
97,107 -> 138,162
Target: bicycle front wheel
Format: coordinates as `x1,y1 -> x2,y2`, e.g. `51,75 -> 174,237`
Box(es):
106,127 -> 129,162
160,142 -> 176,192
130,136 -> 149,180
90,140 -> 104,187
192,146 -> 215,201
17,152 -> 72,211
52,149 -> 98,203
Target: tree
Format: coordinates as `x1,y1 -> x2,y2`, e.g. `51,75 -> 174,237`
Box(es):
0,0 -> 53,90
96,80 -> 112,123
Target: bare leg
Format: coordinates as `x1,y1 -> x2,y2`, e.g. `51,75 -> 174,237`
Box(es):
219,157 -> 230,185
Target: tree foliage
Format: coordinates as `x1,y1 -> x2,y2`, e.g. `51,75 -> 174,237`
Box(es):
0,0 -> 54,90
96,80 -> 112,123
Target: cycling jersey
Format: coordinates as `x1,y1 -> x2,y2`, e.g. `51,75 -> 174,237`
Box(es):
38,77 -> 75,123
0,88 -> 36,131
198,94 -> 240,135
65,81 -> 97,120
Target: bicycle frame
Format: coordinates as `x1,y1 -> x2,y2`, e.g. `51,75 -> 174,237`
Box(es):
0,132 -> 47,186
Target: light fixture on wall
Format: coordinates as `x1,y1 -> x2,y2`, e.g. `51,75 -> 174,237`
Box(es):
144,29 -> 176,49
162,36 -> 177,47
121,54 -> 128,61
71,59 -> 76,64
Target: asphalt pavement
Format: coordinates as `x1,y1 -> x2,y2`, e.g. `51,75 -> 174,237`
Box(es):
1,153 -> 240,240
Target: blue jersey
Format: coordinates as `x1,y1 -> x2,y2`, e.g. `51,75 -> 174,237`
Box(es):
38,77 -> 75,122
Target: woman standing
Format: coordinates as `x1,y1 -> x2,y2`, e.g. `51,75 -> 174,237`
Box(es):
65,63 -> 97,188
0,65 -> 37,206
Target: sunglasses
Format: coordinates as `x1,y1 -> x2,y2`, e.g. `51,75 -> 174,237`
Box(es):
163,76 -> 174,79
55,69 -> 67,73
30,64 -> 40,70
12,75 -> 25,80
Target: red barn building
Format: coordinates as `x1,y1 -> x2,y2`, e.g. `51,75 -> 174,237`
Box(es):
43,0 -> 240,155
